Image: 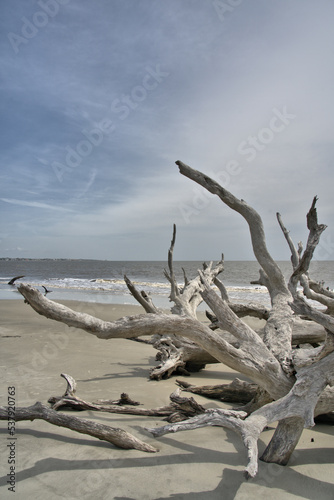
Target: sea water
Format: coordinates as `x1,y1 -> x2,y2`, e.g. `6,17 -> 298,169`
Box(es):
0,259 -> 333,309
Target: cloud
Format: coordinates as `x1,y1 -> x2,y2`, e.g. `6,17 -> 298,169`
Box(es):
0,198 -> 74,212
0,1 -> 333,259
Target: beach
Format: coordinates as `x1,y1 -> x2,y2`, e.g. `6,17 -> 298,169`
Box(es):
0,299 -> 333,499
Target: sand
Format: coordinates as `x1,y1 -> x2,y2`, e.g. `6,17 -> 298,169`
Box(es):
0,299 -> 333,499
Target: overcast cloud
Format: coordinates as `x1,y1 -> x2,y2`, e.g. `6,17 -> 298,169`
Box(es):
1,0 -> 333,261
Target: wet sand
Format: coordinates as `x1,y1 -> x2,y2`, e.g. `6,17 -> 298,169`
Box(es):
0,299 -> 333,499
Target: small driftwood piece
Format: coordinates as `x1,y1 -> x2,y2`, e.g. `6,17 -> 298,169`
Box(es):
48,374 -> 205,423
176,378 -> 258,404
49,373 -> 141,411
0,402 -> 157,452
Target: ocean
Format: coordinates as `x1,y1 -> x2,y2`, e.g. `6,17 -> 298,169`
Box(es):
0,259 -> 333,309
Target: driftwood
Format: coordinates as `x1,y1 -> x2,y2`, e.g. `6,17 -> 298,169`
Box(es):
48,373 -> 141,411
0,402 -> 157,453
164,224 -> 225,318
176,378 -> 258,404
148,350 -> 334,478
0,373 -> 214,456
123,225 -> 225,379
47,373 -> 206,423
16,161 -> 334,477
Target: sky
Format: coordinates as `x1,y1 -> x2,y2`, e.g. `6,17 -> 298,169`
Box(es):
1,0 -> 333,261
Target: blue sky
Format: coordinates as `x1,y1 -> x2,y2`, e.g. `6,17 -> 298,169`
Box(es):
1,0 -> 333,261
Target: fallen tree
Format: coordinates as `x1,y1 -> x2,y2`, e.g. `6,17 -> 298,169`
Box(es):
16,161 -> 334,477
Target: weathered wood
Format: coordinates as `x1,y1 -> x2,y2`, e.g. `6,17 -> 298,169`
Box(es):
47,374 -> 207,423
147,350 -> 334,477
163,225 -> 225,318
124,226 -> 225,378
176,160 -> 294,375
226,302 -> 270,320
260,417 -> 304,465
0,402 -> 157,452
291,296 -> 334,334
176,161 -> 288,294
276,212 -> 300,269
124,274 -> 160,314
309,280 -> 334,299
278,207 -> 334,314
198,272 -> 292,398
290,317 -> 326,345
176,378 -> 258,403
287,197 -> 327,294
207,310 -> 326,345
48,373 -> 141,410
150,334 -> 218,380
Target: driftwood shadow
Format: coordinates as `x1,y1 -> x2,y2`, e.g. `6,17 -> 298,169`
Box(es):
1,430 -> 332,500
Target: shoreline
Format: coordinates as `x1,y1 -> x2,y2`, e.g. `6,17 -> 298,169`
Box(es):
0,300 -> 333,499
0,283 -> 272,311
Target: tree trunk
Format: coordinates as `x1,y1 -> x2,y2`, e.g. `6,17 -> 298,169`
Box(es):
260,417 -> 304,465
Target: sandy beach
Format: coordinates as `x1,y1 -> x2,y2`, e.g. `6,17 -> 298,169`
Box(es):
0,299 -> 333,499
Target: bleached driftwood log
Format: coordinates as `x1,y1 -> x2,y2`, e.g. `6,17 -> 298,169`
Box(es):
0,402 -> 157,452
17,161 -> 334,477
176,378 -> 258,404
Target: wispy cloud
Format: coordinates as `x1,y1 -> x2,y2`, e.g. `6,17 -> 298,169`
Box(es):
0,198 -> 74,212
